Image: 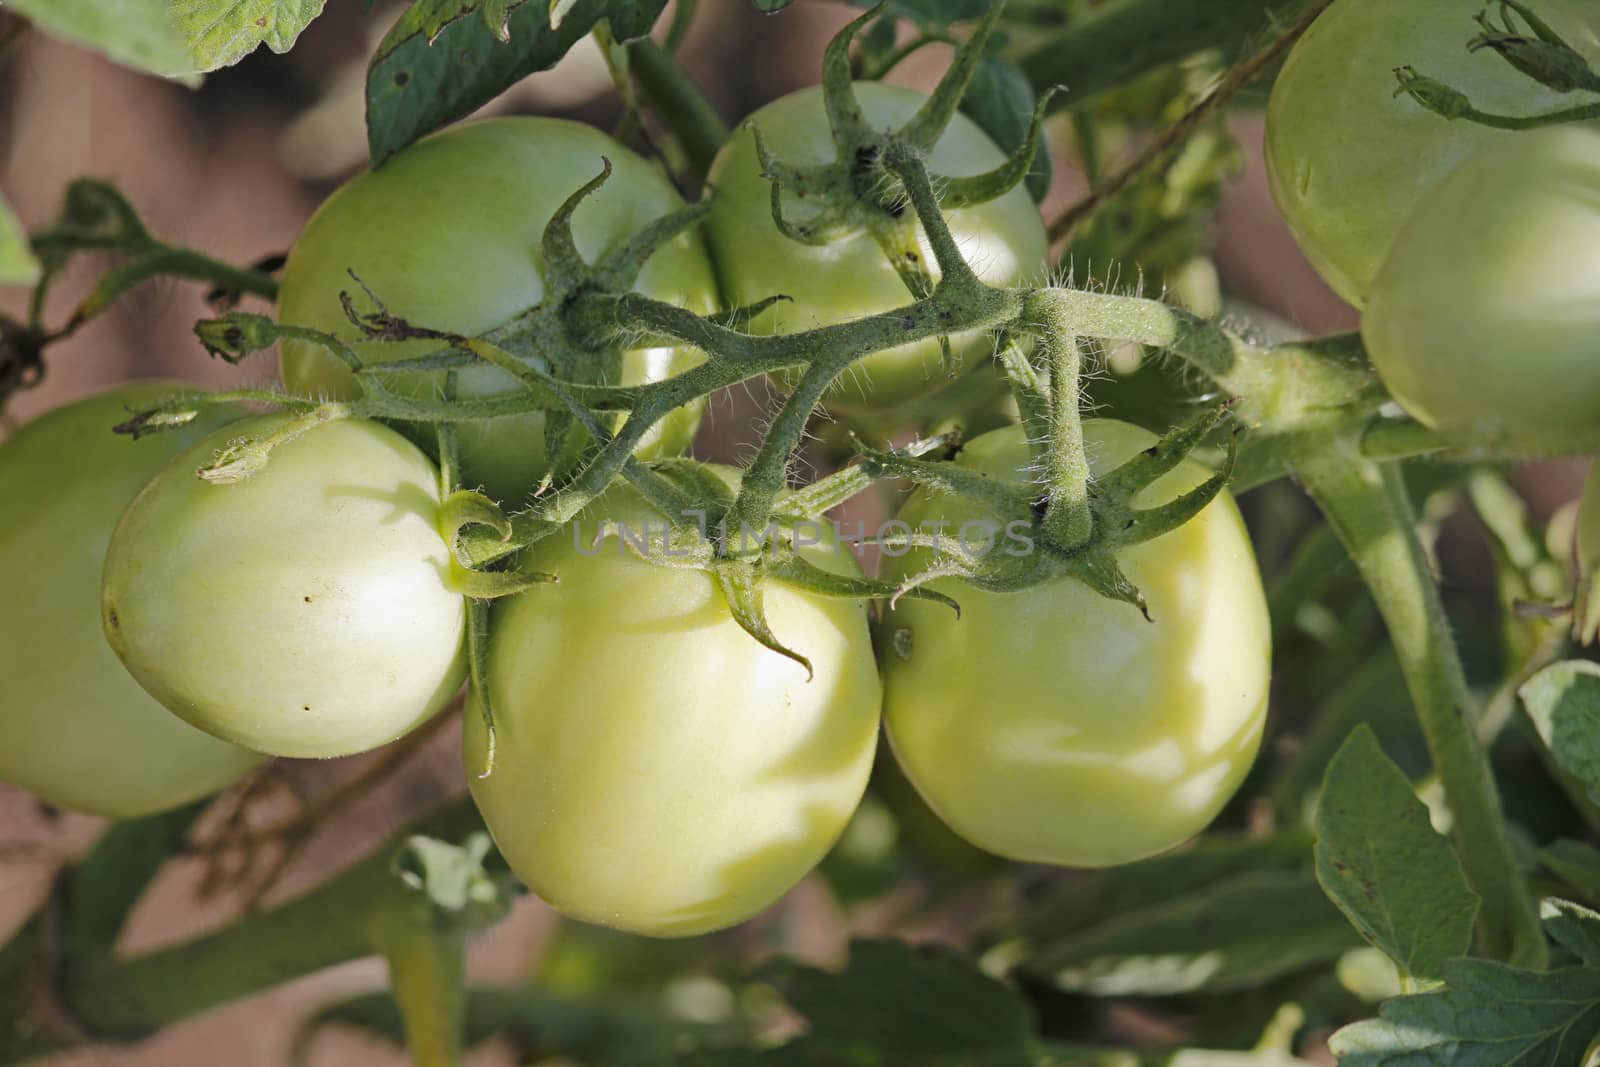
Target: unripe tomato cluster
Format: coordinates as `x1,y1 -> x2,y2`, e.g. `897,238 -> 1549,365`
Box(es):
1,98 -> 1272,936
1267,0 -> 1600,455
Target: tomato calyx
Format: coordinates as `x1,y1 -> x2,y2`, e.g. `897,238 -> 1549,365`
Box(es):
1395,1 -> 1600,131
747,1 -> 1051,378
867,403 -> 1239,619
1470,1 -> 1600,95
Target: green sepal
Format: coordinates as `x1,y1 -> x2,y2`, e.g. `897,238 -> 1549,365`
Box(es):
591,198 -> 714,292
941,86 -> 1061,209
541,160 -> 613,300
715,559 -> 813,679
466,599 -> 498,779
894,0 -> 1004,152
767,553 -> 963,615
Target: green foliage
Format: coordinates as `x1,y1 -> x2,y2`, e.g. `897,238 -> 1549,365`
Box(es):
1522,661 -> 1600,807
996,835 -> 1360,996
169,0 -> 328,72
697,940 -> 1040,1066
1332,900 -> 1600,1066
0,195 -> 39,287
1315,726 -> 1480,984
365,0 -> 665,165
2,0 -> 193,80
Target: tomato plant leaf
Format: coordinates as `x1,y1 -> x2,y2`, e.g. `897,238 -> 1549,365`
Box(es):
1330,953 -> 1600,1066
366,0 -> 664,166
701,940 -> 1037,1066
169,0 -> 328,72
1011,870 -> 1355,996
1544,839 -> 1600,909
1315,725 -> 1480,984
1522,660 -> 1600,805
1544,897 -> 1600,967
959,55 -> 1052,203
1,0 -> 194,81
0,194 -> 39,287
995,834 -> 1358,995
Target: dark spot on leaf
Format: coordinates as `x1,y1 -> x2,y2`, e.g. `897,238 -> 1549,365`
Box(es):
107,610 -> 119,628
395,71 -> 411,87
304,595 -> 313,603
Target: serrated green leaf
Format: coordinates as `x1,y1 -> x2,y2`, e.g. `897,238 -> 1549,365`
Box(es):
0,194 -> 39,287
1522,660 -> 1600,806
959,55 -> 1051,202
2,0 -> 194,80
1315,725 -> 1479,984
1330,956 -> 1600,1067
169,0 -> 327,72
366,0 -> 664,166
997,834 -> 1357,996
379,0 -> 529,45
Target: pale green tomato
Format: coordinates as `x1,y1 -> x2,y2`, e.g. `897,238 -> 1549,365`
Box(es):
1363,125 -> 1600,454
879,420 -> 1271,867
703,82 -> 1049,414
277,117 -> 718,506
102,415 -> 467,759
0,383 -> 265,818
465,473 -> 881,937
1266,0 -> 1600,306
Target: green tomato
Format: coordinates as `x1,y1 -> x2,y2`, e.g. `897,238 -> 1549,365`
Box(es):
703,82 -> 1049,414
0,384 -> 265,818
1265,0 -> 1600,306
878,420 -> 1271,867
102,415 -> 467,759
465,474 -> 881,937
1363,125 -> 1600,455
277,117 -> 718,506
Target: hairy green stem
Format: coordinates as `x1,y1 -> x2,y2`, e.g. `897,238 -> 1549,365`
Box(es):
1292,445 -> 1546,968
1040,325 -> 1092,549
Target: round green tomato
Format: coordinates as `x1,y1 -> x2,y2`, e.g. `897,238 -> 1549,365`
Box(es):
102,415 -> 467,759
703,82 -> 1049,414
878,420 -> 1271,867
0,384 -> 265,818
1265,0 -> 1600,306
465,475 -> 881,937
1363,125 -> 1600,454
278,117 -> 718,506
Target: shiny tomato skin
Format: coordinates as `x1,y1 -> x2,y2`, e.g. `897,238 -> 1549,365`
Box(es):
1265,0 -> 1600,306
0,383 -> 265,818
878,420 -> 1271,867
101,415 -> 467,759
1363,125 -> 1600,454
465,474 -> 882,937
